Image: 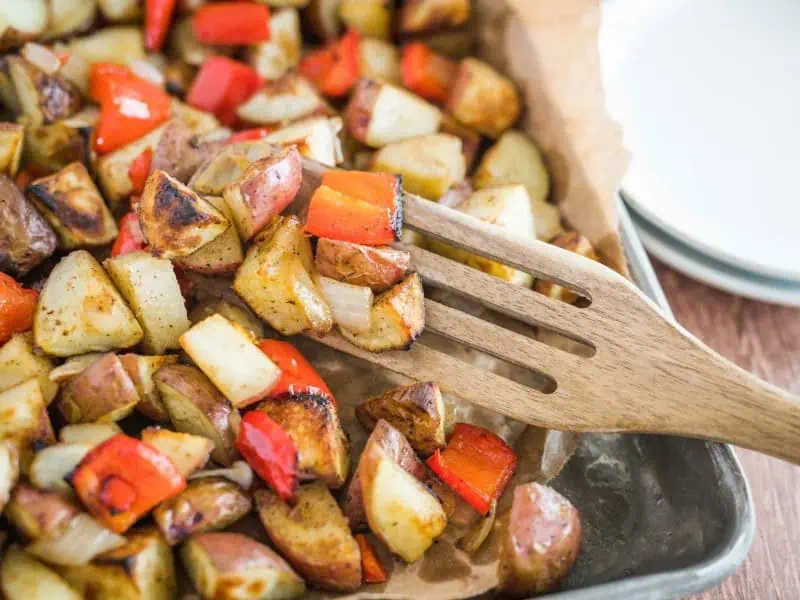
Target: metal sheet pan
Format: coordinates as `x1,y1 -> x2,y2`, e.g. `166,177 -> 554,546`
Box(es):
537,199 -> 755,599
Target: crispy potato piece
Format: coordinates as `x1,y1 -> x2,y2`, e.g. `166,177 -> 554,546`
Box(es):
189,140 -> 275,196
255,482 -> 362,592
171,99 -> 221,136
0,1 -> 48,52
246,9 -> 303,81
265,116 -> 343,167
0,175 -> 57,277
27,162 -> 117,249
234,215 -> 333,336
0,545 -> 81,600
154,364 -> 241,466
6,57 -> 83,126
28,442 -> 91,495
22,119 -> 91,175
141,427 -> 213,478
138,170 -> 230,259
180,314 -> 281,409
372,133 -> 465,199
439,113 -> 480,170
359,431 -> 447,562
357,382 -> 445,455
338,0 -> 391,39
0,123 -> 23,177
497,483 -> 581,597
534,232 -> 598,303
119,354 -> 179,422
189,299 -> 264,339
105,252 -> 191,354
56,527 -> 177,600
68,26 -> 145,65
0,379 -> 45,450
358,38 -> 401,84
175,195 -> 244,275
95,123 -> 167,212
399,0 -> 470,34
154,478 -> 251,546
428,184 -> 536,286
5,481 -> 81,540
257,393 -> 349,488
0,442 -> 19,513
181,532 -> 305,600
58,353 -> 140,423
223,146 -> 303,241
305,0 -> 340,40
58,422 -> 121,445
315,238 -> 410,293
98,0 -> 141,21
34,251 -> 143,356
338,272 -> 425,352
0,333 -> 58,404
346,79 -> 441,148
341,419 -> 427,531
237,74 -> 330,127
447,58 -> 520,138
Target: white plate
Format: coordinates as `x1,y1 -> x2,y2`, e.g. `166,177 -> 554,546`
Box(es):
600,0 -> 800,281
629,202 -> 800,306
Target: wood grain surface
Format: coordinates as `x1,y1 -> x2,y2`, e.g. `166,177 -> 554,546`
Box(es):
653,261 -> 800,600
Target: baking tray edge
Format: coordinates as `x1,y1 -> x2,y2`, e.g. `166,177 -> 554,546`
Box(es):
542,199 -> 756,600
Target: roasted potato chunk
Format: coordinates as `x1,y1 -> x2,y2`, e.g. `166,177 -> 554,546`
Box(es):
234,215 -> 333,336
6,57 -> 82,126
138,169 -> 230,259
257,393 -> 349,488
150,119 -> 224,184
237,74 -> 330,127
338,272 -> 425,352
357,382 -> 446,455
399,0 -> 470,34
0,442 -> 19,513
338,0 -> 392,39
346,79 -> 441,148
246,8 -> 302,80
181,532 -> 305,600
0,333 -> 57,404
27,162 -> 118,249
5,480 -> 81,540
223,146 -> 303,241
154,364 -> 241,466
189,139 -> 275,196
48,352 -> 104,384
439,113 -> 480,170
372,133 -> 465,199
175,195 -> 244,275
56,527 -> 177,600
105,252 -> 191,354
0,379 -> 46,450
315,238 -> 410,293
140,427 -> 213,478
0,175 -> 57,277
68,26 -> 145,65
119,354 -> 179,422
497,483 -> 582,597
265,116 -> 343,167
0,545 -> 81,600
58,353 -> 141,423
34,251 -> 143,356
534,232 -> 599,303
23,119 -> 92,175
180,314 -> 281,409
358,38 -> 401,84
154,478 -> 251,546
0,122 -> 23,177
447,58 -> 520,138
255,482 -> 362,592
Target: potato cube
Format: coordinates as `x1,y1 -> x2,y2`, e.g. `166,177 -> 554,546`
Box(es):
447,58 -> 520,138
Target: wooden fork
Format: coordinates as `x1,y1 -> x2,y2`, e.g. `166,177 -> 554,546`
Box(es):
299,165 -> 800,465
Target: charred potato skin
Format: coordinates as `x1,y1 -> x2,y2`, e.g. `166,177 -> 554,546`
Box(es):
255,482 -> 362,592
0,174 -> 57,277
315,238 -> 410,293
257,393 -> 349,488
498,483 -> 582,598
534,232 -> 598,303
399,0 -> 471,34
153,478 -> 252,546
357,382 -> 446,455
57,353 -> 141,423
7,56 -> 83,126
27,162 -> 118,249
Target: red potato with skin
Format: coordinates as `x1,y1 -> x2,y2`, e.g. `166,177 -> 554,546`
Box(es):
315,238 -> 410,293
223,146 -> 303,241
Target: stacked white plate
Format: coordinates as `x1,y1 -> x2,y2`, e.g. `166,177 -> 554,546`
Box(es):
599,0 -> 800,305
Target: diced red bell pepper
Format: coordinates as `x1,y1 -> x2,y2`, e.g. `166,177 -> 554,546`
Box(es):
400,42 -> 458,105
145,0 -> 178,51
322,170 -> 400,214
71,434 -> 186,533
0,274 -> 38,345
305,185 -> 399,246
236,411 -> 298,504
111,213 -> 146,257
193,2 -> 270,46
90,63 -> 172,155
356,534 -> 388,584
128,147 -> 153,195
258,340 -> 335,403
427,423 -> 517,515
187,56 -> 261,126
298,29 -> 360,97
227,127 -> 272,144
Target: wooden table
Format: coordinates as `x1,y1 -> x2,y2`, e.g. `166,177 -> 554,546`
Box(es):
653,261 -> 800,600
